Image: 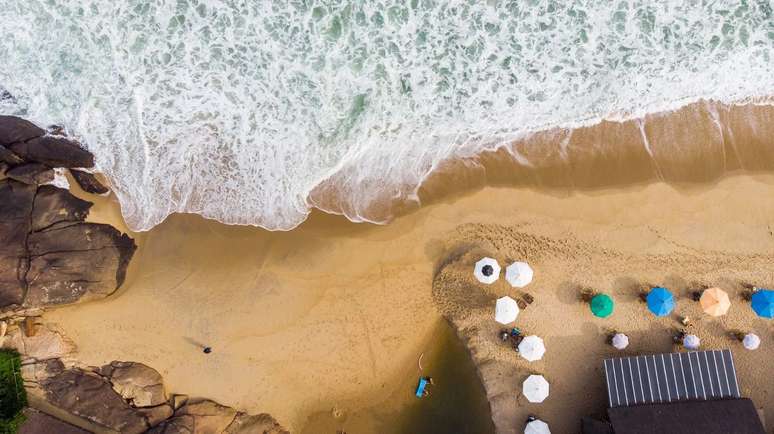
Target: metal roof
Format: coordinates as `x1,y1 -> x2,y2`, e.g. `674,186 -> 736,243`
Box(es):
603,349 -> 740,408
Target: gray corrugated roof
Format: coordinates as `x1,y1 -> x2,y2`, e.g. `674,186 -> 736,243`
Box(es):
603,350 -> 740,408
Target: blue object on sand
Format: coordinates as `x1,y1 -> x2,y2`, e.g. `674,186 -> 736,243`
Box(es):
415,377 -> 428,398
647,287 -> 675,317
751,289 -> 774,319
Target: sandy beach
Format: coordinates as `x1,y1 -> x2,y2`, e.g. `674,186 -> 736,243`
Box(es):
43,165 -> 774,432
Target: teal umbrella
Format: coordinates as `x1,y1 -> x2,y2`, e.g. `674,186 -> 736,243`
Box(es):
590,294 -> 614,318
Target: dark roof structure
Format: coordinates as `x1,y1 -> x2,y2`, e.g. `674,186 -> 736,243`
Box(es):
603,349 -> 740,408
606,398 -> 765,434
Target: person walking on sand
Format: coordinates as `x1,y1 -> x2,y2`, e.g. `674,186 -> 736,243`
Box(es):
203,346 -> 212,354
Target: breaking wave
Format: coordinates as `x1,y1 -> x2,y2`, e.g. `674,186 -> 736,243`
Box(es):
1,0 -> 772,230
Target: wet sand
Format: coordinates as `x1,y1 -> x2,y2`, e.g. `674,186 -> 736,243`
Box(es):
41,102 -> 774,433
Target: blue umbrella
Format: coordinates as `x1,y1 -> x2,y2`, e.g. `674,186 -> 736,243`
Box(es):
647,287 -> 675,317
751,290 -> 774,319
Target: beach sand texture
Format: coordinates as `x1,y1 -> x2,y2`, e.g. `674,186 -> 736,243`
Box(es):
43,104 -> 774,433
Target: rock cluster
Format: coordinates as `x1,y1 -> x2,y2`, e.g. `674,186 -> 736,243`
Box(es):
34,362 -> 287,434
0,115 -> 135,312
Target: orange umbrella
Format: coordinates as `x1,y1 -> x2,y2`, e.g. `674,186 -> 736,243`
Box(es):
700,287 -> 731,316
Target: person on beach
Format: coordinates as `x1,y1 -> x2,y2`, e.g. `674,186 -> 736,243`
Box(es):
203,346 -> 212,354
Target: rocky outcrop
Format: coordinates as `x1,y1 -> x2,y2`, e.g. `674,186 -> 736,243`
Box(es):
149,399 -> 288,434
0,115 -> 135,312
41,368 -> 150,434
0,179 -> 136,311
32,362 -> 287,434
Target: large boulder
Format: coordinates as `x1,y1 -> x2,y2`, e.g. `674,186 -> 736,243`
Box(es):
0,179 -> 136,310
41,368 -> 150,434
25,221 -> 136,306
0,115 -> 44,146
69,169 -> 109,195
99,361 -> 167,407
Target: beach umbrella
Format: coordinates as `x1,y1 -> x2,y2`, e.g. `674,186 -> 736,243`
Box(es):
742,333 -> 761,350
506,262 -> 534,288
683,334 -> 700,350
518,335 -> 546,362
751,289 -> 774,319
590,294 -> 614,318
522,375 -> 549,403
495,296 -> 520,324
524,419 -> 551,434
646,287 -> 674,317
612,333 -> 629,350
474,257 -> 500,284
700,287 -> 731,317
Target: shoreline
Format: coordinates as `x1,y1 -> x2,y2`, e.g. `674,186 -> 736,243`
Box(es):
310,99 -> 774,230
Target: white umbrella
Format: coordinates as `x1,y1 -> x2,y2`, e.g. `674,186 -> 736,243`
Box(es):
474,257 -> 500,284
495,296 -> 520,325
683,334 -> 700,350
612,333 -> 629,350
743,333 -> 760,350
525,419 -> 551,434
518,335 -> 546,362
506,262 -> 534,288
522,375 -> 549,403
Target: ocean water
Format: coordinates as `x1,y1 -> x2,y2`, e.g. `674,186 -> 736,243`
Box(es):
1,1 -> 772,231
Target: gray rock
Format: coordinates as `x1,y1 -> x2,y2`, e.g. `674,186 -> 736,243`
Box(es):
41,368 -> 149,434
225,413 -> 290,434
8,135 -> 93,168
5,163 -> 54,185
0,115 -> 44,146
100,361 -> 167,407
69,169 -> 109,195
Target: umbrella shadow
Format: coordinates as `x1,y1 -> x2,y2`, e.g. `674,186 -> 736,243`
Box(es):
555,281 -> 583,305
611,276 -> 649,303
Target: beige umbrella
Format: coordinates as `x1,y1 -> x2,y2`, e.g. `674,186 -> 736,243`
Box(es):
700,287 -> 731,317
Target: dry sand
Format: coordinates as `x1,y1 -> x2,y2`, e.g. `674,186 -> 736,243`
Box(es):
44,173 -> 774,433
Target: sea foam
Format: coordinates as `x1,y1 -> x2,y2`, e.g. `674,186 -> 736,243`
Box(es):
1,1 -> 772,230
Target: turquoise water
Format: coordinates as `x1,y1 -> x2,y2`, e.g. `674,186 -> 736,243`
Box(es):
0,1 -> 772,230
